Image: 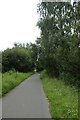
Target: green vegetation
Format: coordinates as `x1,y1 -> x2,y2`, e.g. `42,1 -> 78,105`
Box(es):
37,2 -> 80,88
1,43 -> 36,97
2,70 -> 33,96
1,43 -> 37,97
0,1 -> 80,118
37,3 -> 80,118
40,71 -> 78,119
2,43 -> 37,73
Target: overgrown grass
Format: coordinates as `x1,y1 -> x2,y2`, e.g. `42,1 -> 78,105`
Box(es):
40,70 -> 78,119
2,70 -> 33,96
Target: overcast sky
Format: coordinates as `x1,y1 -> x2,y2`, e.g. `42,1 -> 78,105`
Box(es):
0,0 -> 40,51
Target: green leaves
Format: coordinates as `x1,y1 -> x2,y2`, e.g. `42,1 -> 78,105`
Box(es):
2,43 -> 38,73
37,1 -> 80,87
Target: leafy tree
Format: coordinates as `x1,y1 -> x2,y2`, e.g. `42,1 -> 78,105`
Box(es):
2,44 -> 36,73
37,1 -> 80,87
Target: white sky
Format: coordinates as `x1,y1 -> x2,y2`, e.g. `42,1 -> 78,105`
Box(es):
0,0 -> 40,51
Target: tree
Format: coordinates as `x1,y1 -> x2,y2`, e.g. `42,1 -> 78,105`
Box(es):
37,1 -> 80,86
2,45 -> 35,73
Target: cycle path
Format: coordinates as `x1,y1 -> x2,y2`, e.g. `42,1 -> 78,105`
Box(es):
2,73 -> 51,118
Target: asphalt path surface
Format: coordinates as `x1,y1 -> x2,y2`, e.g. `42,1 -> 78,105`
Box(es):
2,73 -> 51,118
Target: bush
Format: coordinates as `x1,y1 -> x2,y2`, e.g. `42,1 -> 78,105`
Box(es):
2,47 -> 35,73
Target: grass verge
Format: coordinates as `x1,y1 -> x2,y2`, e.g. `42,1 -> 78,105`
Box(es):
40,70 -> 78,119
2,70 -> 33,97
